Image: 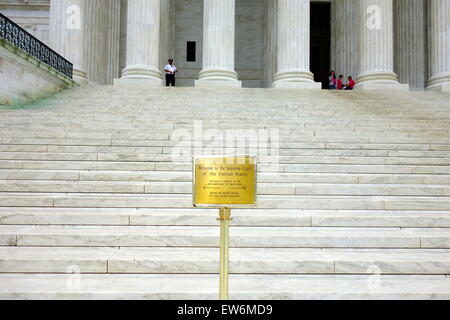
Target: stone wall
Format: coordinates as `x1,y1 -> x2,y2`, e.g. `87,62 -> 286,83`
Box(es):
0,0 -> 50,45
0,39 -> 76,106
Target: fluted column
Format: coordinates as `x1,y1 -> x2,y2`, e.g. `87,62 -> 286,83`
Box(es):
394,0 -> 427,90
263,0 -> 277,88
106,0 -> 121,84
84,0 -> 108,85
160,0 -> 175,71
272,0 -> 321,89
355,0 -> 408,90
116,0 -> 162,86
49,0 -> 88,84
195,0 -> 241,88
427,0 -> 450,91
331,0 -> 358,80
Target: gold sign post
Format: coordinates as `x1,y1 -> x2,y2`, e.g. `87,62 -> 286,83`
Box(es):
218,207 -> 231,300
193,156 -> 257,300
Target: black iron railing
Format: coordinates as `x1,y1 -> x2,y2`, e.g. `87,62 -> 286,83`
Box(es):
0,12 -> 73,79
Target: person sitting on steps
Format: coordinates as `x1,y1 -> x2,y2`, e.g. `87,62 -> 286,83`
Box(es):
337,75 -> 344,90
344,76 -> 355,90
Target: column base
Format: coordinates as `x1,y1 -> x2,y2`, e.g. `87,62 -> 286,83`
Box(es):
355,72 -> 409,91
195,69 -> 242,88
272,70 -> 322,89
426,83 -> 450,92
354,82 -> 410,91
426,74 -> 450,92
115,65 -> 162,87
72,69 -> 88,86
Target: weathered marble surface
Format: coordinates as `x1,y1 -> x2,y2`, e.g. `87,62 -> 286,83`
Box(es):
0,0 -> 51,44
394,0 -> 427,90
1,274 -> 450,300
427,0 -> 450,91
1,85 -> 450,299
0,42 -> 76,106
355,0 -> 407,90
2,224 -> 445,248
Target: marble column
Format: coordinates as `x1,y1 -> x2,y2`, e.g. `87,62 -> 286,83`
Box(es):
84,0 -> 108,85
263,0 -> 277,88
49,0 -> 88,84
331,0 -> 358,80
427,0 -> 450,91
394,0 -> 427,90
195,0 -> 242,88
160,0 -> 175,71
106,0 -> 122,84
272,0 -> 321,89
80,0 -> 121,85
115,0 -> 162,86
355,0 -> 408,90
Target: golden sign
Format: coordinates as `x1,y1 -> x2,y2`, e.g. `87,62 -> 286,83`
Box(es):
193,156 -> 257,207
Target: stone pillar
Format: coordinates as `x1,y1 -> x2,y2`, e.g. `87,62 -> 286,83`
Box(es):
160,0 -> 175,72
355,0 -> 408,90
272,0 -> 321,89
331,0 -> 358,80
119,0 -> 128,77
84,0 -> 108,85
264,0 -> 277,88
394,0 -> 427,90
195,0 -> 241,88
49,0 -> 88,84
106,0 -> 122,84
80,0 -> 120,85
115,0 -> 162,86
427,0 -> 450,91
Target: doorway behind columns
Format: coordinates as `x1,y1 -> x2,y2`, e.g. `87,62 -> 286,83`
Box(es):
310,2 -> 331,89
170,0 -> 331,89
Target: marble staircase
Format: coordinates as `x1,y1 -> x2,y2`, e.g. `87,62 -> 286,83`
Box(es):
0,86 -> 450,299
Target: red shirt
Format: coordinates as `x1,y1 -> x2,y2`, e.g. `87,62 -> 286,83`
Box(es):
337,79 -> 343,90
348,80 -> 355,89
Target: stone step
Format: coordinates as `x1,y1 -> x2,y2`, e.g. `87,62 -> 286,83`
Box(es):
5,160 -> 450,174
1,193 -> 450,210
2,151 -> 450,164
2,133 -> 449,150
1,131 -> 447,143
2,170 -> 450,185
2,145 -> 450,159
1,180 -> 449,196
1,114 -> 448,123
2,129 -> 450,142
0,274 -> 448,299
1,247 -> 449,275
0,208 -> 449,227
2,114 -> 448,123
1,123 -> 449,134
1,225 -> 449,248
2,135 -> 450,146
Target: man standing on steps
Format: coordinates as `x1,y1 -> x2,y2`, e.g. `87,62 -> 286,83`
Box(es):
164,59 -> 178,87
